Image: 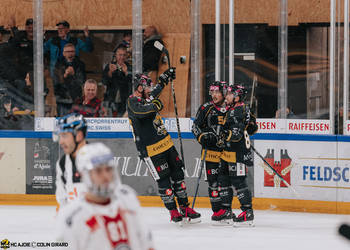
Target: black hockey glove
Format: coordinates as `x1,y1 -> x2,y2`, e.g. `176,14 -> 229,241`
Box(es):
159,67 -> 176,85
219,129 -> 231,142
152,99 -> 163,112
247,121 -> 258,135
199,132 -> 217,147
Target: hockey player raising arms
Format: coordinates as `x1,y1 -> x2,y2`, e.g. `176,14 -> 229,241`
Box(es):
218,84 -> 258,225
192,81 -> 228,223
56,143 -> 154,250
52,113 -> 88,209
127,69 -> 201,224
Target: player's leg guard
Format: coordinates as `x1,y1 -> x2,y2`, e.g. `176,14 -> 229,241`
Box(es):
205,161 -> 221,213
218,165 -> 233,212
158,178 -> 183,223
208,181 -> 221,212
168,147 -> 201,221
214,173 -> 234,224
232,177 -> 254,224
172,178 -> 201,221
157,178 -> 177,211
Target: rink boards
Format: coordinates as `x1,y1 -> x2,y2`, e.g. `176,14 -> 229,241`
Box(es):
0,117 -> 349,214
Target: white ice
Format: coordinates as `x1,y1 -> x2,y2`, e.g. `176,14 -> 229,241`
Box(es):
0,205 -> 349,250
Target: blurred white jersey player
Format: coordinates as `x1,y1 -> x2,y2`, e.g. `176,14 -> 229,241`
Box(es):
56,142 -> 154,250
53,113 -> 88,208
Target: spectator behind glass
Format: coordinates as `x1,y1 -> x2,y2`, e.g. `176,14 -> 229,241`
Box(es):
275,107 -> 296,119
70,79 -> 105,117
6,17 -> 34,81
143,26 -> 163,73
102,46 -> 132,117
0,26 -> 6,44
44,20 -> 93,77
54,43 -> 86,116
114,32 -> 132,65
0,92 -> 32,130
13,70 -> 49,113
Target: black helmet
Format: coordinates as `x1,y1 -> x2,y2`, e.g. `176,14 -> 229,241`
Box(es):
227,84 -> 248,101
209,81 -> 227,96
133,73 -> 152,90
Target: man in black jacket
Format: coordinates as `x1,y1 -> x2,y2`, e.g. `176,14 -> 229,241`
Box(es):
54,43 -> 86,116
8,18 -> 34,79
102,46 -> 131,117
127,68 -> 201,224
143,26 -> 163,73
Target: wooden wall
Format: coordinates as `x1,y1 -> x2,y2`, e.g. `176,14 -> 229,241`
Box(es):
0,0 -> 334,29
0,0 -> 336,117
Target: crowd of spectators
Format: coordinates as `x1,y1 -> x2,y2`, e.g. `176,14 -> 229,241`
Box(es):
0,17 -> 165,129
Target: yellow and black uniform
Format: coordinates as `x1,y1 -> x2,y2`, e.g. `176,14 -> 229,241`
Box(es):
192,101 -> 227,213
127,76 -> 200,222
218,101 -> 258,221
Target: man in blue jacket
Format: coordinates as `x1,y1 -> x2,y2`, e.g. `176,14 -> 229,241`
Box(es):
44,20 -> 93,77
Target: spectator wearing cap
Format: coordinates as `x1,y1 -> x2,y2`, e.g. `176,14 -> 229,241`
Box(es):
44,20 -> 93,77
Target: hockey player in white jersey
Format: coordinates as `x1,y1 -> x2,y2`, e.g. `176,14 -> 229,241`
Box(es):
56,142 -> 154,250
52,113 -> 88,209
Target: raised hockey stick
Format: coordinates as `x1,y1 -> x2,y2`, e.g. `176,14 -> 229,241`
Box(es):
248,138 -> 299,196
154,41 -> 185,167
191,148 -> 207,209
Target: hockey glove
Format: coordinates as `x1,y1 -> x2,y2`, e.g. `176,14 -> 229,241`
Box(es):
247,121 -> 258,135
219,129 -> 232,142
152,99 -> 163,112
199,132 -> 217,147
159,67 -> 176,85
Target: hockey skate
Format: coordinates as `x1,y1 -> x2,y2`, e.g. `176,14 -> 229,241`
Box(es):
233,209 -> 254,227
211,208 -> 235,226
179,206 -> 201,224
170,209 -> 183,226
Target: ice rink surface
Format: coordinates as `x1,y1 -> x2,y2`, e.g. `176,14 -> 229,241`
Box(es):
0,205 -> 349,250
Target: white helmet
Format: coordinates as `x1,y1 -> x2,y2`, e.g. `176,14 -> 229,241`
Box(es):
76,143 -> 120,198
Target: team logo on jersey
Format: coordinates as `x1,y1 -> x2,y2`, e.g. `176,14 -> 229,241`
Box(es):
166,189 -> 173,196
153,115 -> 167,135
211,190 -> 219,197
180,182 -> 186,190
263,149 -> 293,187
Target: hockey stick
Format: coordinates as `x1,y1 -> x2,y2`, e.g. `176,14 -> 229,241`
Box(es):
154,41 -> 185,167
249,74 -> 257,110
192,125 -> 222,209
248,140 -> 299,196
191,148 -> 207,209
339,224 -> 350,241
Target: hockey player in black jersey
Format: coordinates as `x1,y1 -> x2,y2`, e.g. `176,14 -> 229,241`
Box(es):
52,113 -> 88,209
192,81 -> 229,223
218,84 -> 258,225
127,68 -> 201,224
